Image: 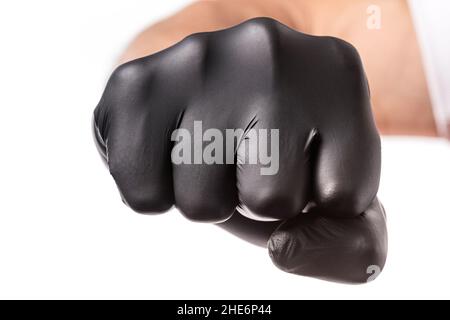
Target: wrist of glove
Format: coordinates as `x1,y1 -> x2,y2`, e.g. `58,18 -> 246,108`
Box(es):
93,17 -> 388,284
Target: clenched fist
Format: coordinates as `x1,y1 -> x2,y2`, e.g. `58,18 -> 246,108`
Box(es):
93,18 -> 387,283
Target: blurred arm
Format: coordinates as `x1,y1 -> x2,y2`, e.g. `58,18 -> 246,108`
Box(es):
118,0 -> 437,137
119,0 -> 297,63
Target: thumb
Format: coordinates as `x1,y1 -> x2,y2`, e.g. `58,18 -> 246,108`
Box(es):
268,198 -> 388,284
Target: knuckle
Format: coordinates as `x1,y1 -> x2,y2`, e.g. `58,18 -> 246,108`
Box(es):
109,167 -> 174,214
177,199 -> 234,223
327,36 -> 360,63
122,189 -> 173,214
315,184 -> 367,217
112,60 -> 146,83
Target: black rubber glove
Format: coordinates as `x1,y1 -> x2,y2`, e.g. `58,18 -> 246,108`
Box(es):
93,17 -> 387,283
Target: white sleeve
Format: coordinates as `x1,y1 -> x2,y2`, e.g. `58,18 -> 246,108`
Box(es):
408,0 -> 450,138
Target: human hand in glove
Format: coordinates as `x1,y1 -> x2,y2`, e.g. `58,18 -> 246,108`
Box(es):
93,18 -> 387,284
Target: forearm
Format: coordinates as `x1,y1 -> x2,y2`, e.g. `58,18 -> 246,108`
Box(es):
119,0 -> 290,63
118,0 -> 437,137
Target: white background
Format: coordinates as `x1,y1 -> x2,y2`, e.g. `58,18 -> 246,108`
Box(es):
0,0 -> 449,299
